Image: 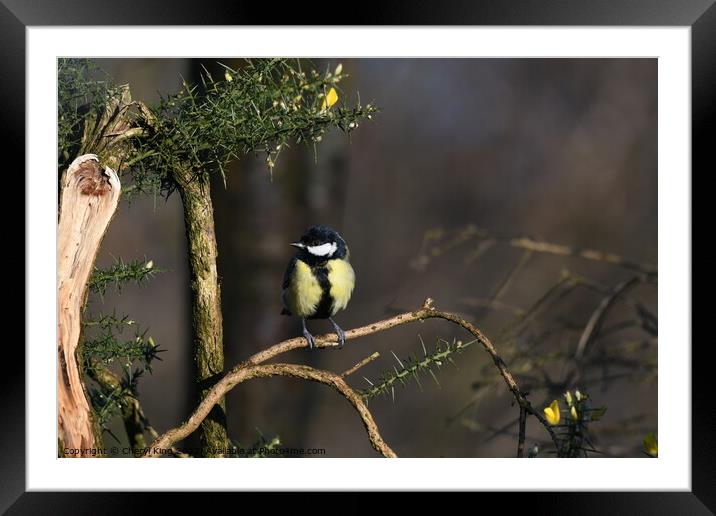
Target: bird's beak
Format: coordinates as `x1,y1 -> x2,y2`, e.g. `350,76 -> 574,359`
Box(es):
290,242 -> 305,249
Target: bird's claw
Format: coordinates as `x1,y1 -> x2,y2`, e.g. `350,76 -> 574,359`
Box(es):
303,329 -> 316,350
329,318 -> 346,348
301,318 -> 316,350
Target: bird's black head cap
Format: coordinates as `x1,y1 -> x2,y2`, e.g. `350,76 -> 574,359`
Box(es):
292,225 -> 348,262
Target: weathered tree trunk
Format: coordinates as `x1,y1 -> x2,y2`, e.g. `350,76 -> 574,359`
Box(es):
57,154 -> 121,457
175,169 -> 228,457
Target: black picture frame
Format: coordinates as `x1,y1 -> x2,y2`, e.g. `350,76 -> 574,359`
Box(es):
6,0 -> 710,512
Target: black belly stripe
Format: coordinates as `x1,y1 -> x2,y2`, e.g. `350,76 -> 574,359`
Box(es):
309,263 -> 333,320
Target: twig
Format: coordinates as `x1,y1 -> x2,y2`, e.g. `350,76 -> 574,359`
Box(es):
341,352 -> 380,378
573,275 -> 658,336
507,237 -> 655,275
497,273 -> 579,340
147,299 -> 561,457
491,250 -> 533,303
517,407 -> 527,458
574,276 -> 642,361
418,227 -> 656,275
144,363 -> 396,458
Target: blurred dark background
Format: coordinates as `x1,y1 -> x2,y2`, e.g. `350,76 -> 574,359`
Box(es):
90,58 -> 657,457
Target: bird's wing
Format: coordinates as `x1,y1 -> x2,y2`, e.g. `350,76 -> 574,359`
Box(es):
280,256 -> 297,315
282,256 -> 297,290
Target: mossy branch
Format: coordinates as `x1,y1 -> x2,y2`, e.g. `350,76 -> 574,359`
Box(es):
146,299 -> 559,457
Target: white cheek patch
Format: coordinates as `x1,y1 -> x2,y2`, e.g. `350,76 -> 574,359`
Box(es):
307,242 -> 337,257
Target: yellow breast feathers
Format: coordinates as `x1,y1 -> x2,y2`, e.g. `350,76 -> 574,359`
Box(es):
285,259 -> 323,317
327,258 -> 355,315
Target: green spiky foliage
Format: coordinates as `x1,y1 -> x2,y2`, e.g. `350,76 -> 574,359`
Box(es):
82,313 -> 163,370
361,336 -> 477,401
550,390 -> 607,458
58,57 -> 378,198
82,309 -> 165,436
129,58 -> 378,197
81,256 -> 165,437
89,257 -> 163,296
83,257 -> 165,437
83,322 -> 163,440
227,430 -> 282,458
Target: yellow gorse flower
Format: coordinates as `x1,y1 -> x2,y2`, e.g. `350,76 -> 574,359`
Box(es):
643,432 -> 658,457
543,400 -> 561,425
570,405 -> 579,421
321,87 -> 339,110
224,71 -> 233,82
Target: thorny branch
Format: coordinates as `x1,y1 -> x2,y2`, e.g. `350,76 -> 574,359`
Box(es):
146,298 -> 560,457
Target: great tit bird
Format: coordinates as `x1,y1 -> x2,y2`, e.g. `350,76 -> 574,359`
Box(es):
281,225 -> 355,349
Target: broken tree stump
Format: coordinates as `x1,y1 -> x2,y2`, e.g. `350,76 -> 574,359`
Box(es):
57,154 -> 121,457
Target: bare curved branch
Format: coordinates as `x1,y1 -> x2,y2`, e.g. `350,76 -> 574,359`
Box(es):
146,298 -> 559,457
145,363 -> 396,458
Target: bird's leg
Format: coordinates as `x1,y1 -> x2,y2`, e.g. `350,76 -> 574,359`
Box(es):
302,318 -> 316,350
329,317 -> 346,347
